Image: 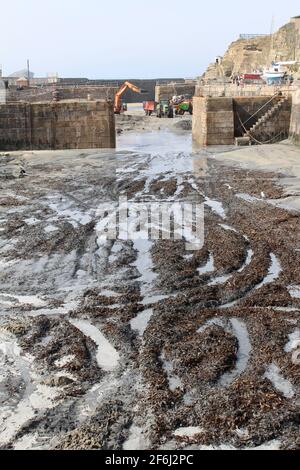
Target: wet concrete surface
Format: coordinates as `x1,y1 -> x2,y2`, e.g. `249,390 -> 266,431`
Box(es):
0,121 -> 299,450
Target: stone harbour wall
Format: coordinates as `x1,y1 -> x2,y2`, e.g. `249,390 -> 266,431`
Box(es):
155,83 -> 197,102
192,97 -> 234,145
7,86 -> 118,103
195,83 -> 297,98
0,100 -> 116,150
193,95 -> 292,145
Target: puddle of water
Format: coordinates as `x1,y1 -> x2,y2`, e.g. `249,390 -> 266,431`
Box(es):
219,224 -> 238,233
208,273 -> 233,287
197,252 -> 214,275
204,198 -> 226,219
168,176 -> 184,200
131,239 -> 157,294
77,375 -> 118,423
221,252 -> 282,309
273,307 -> 300,313
197,317 -> 225,334
118,131 -> 192,160
0,331 -> 60,447
24,217 -> 40,226
123,424 -> 149,451
211,248 -> 254,286
100,289 -> 120,298
47,195 -> 92,227
174,427 -> 203,438
288,285 -> 300,299
44,224 -> 59,234
160,351 -> 183,392
236,193 -> 262,203
238,249 -> 254,273
264,364 -> 295,399
69,319 -> 119,371
24,300 -> 79,317
0,293 -> 46,308
284,329 -> 300,353
116,131 -> 211,202
255,253 -> 282,289
130,308 -> 153,337
219,318 -> 251,387
142,294 -> 170,306
130,238 -> 160,336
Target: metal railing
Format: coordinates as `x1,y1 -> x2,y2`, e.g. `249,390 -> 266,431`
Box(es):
242,92 -> 282,127
239,34 -> 269,40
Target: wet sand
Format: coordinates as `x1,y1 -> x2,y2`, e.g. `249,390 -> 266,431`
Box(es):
0,122 -> 299,450
214,142 -> 300,212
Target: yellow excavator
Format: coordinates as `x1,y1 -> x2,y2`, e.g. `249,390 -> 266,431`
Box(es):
114,81 -> 147,114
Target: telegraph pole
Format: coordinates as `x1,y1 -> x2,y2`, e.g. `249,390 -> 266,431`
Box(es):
270,15 -> 275,61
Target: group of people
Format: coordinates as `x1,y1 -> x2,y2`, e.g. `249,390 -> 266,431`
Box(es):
232,74 -> 242,86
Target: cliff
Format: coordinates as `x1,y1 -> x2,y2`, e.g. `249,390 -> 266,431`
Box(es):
203,16 -> 300,80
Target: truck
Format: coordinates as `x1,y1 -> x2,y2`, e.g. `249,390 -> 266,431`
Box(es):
174,99 -> 193,115
171,95 -> 193,115
143,101 -> 156,116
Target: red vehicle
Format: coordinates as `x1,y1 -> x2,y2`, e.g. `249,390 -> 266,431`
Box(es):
240,73 -> 264,85
143,101 -> 156,116
241,73 -> 262,80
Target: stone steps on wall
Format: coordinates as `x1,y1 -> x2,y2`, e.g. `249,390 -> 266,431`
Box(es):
243,96 -> 289,142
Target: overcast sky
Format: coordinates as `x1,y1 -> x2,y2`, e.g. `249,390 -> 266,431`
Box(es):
1,0 -> 299,79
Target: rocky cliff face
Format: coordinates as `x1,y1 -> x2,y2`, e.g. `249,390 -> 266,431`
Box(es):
203,17 -> 300,80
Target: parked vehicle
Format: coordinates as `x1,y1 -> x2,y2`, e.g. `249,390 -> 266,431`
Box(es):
171,95 -> 193,115
114,81 -> 147,114
143,101 -> 156,116
174,100 -> 193,115
239,73 -> 264,85
156,100 -> 174,118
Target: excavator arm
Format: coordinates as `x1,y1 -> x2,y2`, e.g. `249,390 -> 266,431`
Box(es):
114,81 -> 147,114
